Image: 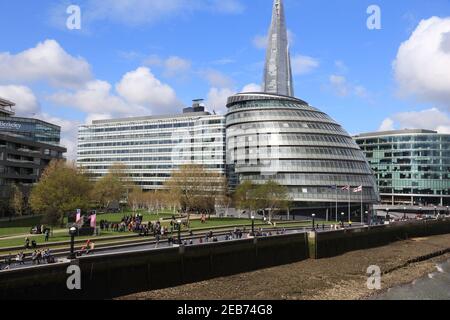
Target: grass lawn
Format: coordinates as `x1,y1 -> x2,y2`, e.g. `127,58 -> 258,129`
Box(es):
0,210 -> 176,238
0,231 -> 130,251
0,216 -> 44,237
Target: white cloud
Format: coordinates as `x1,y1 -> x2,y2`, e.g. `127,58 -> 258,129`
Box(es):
0,39 -> 92,89
206,87 -> 235,115
0,85 -> 40,116
143,55 -> 191,78
201,69 -> 235,88
80,0 -> 244,27
253,35 -> 268,49
116,67 -> 181,114
163,56 -> 192,77
39,113 -> 82,161
50,80 -> 132,115
241,83 -> 262,93
206,83 -> 262,114
329,75 -> 350,97
51,67 -> 181,117
378,118 -> 395,131
291,55 -> 320,75
329,74 -> 370,100
379,108 -> 450,133
394,16 -> 450,109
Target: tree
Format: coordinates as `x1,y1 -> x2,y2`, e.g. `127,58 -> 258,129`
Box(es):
91,163 -> 129,210
29,160 -> 92,226
233,180 -> 257,218
10,184 -> 24,219
165,164 -> 227,220
128,185 -> 145,212
254,181 -> 290,223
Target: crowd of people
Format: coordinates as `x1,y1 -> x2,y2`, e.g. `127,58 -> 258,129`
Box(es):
1,249 -> 55,270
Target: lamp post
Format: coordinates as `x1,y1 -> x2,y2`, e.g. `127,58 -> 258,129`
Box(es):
312,214 -> 316,231
446,206 -> 449,216
251,215 -> 255,236
341,212 -> 345,227
68,226 -> 77,260
177,219 -> 182,245
403,207 -> 407,220
365,211 -> 369,225
434,206 -> 437,217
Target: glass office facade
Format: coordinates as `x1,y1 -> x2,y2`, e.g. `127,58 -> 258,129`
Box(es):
77,110 -> 226,190
226,92 -> 380,213
0,116 -> 61,146
354,130 -> 450,206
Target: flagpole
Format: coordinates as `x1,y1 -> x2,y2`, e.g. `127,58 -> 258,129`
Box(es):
335,186 -> 338,223
361,187 -> 364,225
348,186 -> 351,223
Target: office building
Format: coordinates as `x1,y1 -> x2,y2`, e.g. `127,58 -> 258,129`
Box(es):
354,129 -> 450,206
0,97 -> 66,215
77,101 -> 226,189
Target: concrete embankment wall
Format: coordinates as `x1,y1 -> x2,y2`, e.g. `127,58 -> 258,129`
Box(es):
1,220 -> 450,299
0,232 -> 309,300
310,219 -> 450,259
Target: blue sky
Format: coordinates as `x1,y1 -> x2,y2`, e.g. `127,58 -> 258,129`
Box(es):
1,0 -> 450,158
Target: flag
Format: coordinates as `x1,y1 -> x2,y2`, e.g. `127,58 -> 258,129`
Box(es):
329,185 -> 337,190
341,186 -> 350,191
76,209 -> 81,223
353,186 -> 363,193
90,213 -> 97,228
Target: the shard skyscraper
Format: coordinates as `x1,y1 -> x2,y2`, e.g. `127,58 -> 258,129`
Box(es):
263,0 -> 294,97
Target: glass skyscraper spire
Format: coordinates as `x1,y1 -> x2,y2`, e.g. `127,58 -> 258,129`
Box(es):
263,0 -> 294,97
226,0 -> 379,216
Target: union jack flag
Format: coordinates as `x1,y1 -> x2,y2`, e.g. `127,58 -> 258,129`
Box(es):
341,185 -> 350,191
353,186 -> 363,193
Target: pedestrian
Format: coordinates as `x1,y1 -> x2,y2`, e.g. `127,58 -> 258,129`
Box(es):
31,251 -> 37,265
44,229 -> 50,242
25,237 -> 30,249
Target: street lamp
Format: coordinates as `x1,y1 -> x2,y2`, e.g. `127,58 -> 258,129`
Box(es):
312,214 -> 316,230
341,212 -> 345,227
251,215 -> 255,236
177,219 -> 182,245
68,226 -> 78,259
365,211 -> 369,225
403,207 -> 407,220
434,206 -> 437,217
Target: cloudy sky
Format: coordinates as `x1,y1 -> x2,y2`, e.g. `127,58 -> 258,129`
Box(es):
1,0 -> 450,159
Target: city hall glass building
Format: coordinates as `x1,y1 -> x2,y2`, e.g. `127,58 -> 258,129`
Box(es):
226,93 -> 380,213
225,0 -> 379,214
77,104 -> 226,189
354,129 -> 450,206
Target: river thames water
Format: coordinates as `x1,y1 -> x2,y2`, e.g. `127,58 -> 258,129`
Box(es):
374,258 -> 450,300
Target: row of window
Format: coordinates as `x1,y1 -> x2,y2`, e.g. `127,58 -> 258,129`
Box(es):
78,147 -> 225,156
78,130 -> 224,142
235,159 -> 370,171
78,156 -> 225,163
228,121 -> 346,134
243,173 -> 376,186
227,110 -> 332,122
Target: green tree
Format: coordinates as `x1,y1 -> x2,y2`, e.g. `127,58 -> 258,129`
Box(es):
254,180 -> 290,223
91,163 -> 129,210
10,184 -> 24,219
233,180 -> 258,218
29,160 -> 92,226
165,164 -> 227,220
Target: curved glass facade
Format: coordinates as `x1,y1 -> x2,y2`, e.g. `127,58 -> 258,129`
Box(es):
226,92 -> 380,213
354,130 -> 450,206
